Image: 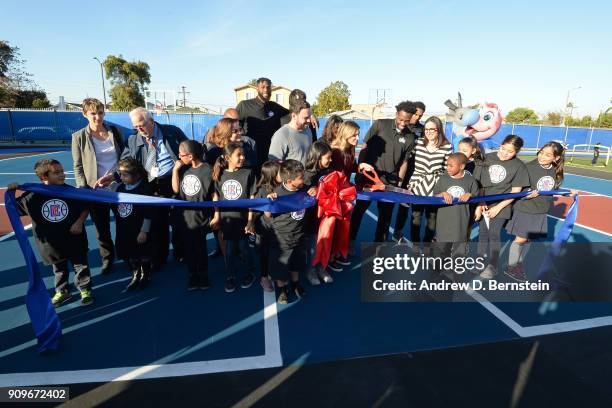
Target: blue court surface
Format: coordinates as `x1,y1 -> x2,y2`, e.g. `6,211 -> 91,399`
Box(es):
0,151 -> 611,394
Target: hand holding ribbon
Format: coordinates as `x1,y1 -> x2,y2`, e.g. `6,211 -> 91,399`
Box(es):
312,171 -> 357,268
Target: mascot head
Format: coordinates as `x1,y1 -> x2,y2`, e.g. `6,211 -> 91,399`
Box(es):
445,93 -> 503,151
464,102 -> 502,141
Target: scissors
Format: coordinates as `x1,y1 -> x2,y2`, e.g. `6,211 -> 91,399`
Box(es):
359,168 -> 412,195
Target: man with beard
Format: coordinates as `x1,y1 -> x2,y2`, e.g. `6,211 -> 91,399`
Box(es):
349,101 -> 417,245
279,89 -> 318,143
236,77 -> 289,168
268,100 -> 313,166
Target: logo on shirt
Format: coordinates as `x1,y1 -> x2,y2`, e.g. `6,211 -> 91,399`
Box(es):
398,137 -> 406,144
536,176 -> 555,191
222,180 -> 243,200
117,203 -> 133,218
447,186 -> 466,199
464,169 -> 472,176
41,199 -> 68,223
291,209 -> 305,221
268,111 -> 274,118
181,174 -> 202,196
488,165 -> 507,184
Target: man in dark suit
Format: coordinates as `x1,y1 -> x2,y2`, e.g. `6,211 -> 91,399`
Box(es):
122,107 -> 188,266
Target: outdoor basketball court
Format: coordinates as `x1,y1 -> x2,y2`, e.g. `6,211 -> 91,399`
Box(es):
0,150 -> 611,405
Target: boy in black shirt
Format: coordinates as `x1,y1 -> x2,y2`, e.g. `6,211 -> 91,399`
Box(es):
8,159 -> 93,306
265,160 -> 308,304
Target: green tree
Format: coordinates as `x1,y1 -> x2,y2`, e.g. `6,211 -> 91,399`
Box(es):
544,112 -> 562,126
248,78 -> 257,86
505,107 -> 540,124
595,112 -> 612,128
109,84 -> 144,111
103,55 -> 150,110
31,97 -> 51,109
312,81 -> 351,117
1,40 -> 48,108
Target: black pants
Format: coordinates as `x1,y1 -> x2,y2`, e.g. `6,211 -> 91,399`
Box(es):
349,200 -> 371,241
394,203 -> 410,239
52,251 -> 90,292
410,204 -> 437,243
152,176 -> 184,264
182,227 -> 208,280
477,218 -> 506,267
89,202 -> 114,262
374,202 -> 395,242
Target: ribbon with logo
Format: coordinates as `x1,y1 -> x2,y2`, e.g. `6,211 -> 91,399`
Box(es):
5,183 -> 575,353
312,171 -> 357,268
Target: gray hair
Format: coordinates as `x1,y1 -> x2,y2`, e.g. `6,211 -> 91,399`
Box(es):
129,107 -> 152,122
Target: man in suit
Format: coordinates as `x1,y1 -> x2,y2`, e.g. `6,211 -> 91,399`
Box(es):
122,107 -> 188,266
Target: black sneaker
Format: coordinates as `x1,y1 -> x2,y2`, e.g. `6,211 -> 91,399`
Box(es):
240,273 -> 255,289
277,287 -> 289,304
199,276 -> 211,290
328,261 -> 343,272
335,255 -> 351,266
101,258 -> 114,275
225,277 -> 237,293
187,275 -> 199,291
293,282 -> 306,299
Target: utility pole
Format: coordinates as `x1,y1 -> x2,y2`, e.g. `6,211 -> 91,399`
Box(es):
93,57 -> 107,108
180,86 -> 190,108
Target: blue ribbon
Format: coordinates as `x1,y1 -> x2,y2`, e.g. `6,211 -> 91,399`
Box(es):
4,183 -> 576,353
4,190 -> 62,353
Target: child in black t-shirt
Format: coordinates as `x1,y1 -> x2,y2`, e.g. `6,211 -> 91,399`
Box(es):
210,142 -> 257,293
457,136 -> 484,241
113,157 -> 156,291
303,141 -> 334,285
8,159 -> 92,306
172,140 -> 215,291
474,135 -> 530,279
433,153 -> 480,278
254,161 -> 281,292
265,160 -> 309,304
504,141 -> 567,282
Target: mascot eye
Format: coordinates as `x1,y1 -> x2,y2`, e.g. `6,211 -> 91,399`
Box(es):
483,112 -> 493,121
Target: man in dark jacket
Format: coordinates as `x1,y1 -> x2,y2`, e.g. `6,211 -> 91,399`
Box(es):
122,107 -> 188,266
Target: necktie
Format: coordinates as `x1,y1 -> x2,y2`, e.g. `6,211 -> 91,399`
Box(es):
144,137 -> 157,181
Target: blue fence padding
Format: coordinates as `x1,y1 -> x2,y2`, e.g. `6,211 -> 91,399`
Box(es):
1,111 -> 611,149
0,111 -> 12,141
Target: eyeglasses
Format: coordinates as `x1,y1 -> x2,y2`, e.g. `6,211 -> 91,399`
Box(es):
424,128 -> 438,133
178,153 -> 191,158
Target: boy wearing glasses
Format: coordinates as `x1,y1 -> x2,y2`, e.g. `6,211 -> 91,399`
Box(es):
8,159 -> 93,306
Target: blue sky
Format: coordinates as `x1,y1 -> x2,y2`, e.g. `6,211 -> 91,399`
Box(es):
2,0 -> 611,116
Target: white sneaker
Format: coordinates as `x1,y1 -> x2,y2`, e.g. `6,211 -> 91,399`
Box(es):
318,269 -> 334,284
480,264 -> 497,279
306,269 -> 321,286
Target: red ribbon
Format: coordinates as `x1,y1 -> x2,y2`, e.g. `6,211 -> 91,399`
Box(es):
313,171 -> 357,268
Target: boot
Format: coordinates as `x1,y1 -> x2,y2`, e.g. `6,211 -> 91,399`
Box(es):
139,262 -> 151,289
125,269 -> 140,291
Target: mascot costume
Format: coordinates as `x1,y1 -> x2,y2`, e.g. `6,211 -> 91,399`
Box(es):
445,93 -> 502,152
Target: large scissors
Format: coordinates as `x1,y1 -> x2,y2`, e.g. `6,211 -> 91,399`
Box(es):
359,168 -> 412,195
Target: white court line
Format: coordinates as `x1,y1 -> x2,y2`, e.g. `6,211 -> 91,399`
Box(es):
466,289 -> 612,337
363,209 -> 612,339
0,224 -> 32,241
0,152 -> 63,162
566,172 -> 612,182
0,290 -> 282,387
548,214 -> 612,237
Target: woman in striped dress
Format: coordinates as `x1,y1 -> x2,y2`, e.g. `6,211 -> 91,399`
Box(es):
408,116 -> 452,246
